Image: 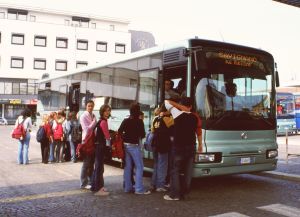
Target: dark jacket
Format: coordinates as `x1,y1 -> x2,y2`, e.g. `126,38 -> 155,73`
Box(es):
118,117 -> 145,144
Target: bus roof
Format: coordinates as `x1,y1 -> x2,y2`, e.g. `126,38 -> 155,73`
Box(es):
39,38 -> 273,84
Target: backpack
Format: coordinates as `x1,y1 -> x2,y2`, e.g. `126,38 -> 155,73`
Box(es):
36,126 -> 47,143
53,121 -> 64,140
71,121 -> 82,143
144,130 -> 154,152
12,118 -> 26,140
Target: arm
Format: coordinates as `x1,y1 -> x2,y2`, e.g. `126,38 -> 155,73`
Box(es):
166,100 -> 191,112
194,113 -> 203,153
100,120 -> 110,140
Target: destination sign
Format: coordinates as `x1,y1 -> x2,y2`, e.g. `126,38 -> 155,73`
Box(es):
206,51 -> 262,69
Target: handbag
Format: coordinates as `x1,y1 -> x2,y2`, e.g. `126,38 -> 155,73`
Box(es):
76,133 -> 95,159
111,132 -> 124,159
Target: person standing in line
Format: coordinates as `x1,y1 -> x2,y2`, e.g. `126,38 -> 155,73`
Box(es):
14,108 -> 33,165
91,104 -> 111,196
48,112 -> 57,163
118,103 -> 150,195
52,110 -> 66,163
79,100 -> 97,190
163,98 -> 198,201
66,111 -> 81,163
39,114 -> 53,164
151,105 -> 174,192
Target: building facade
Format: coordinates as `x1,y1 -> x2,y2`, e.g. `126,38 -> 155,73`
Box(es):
0,3 -> 131,123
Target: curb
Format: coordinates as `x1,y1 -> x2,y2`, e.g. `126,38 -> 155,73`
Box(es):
259,171 -> 300,182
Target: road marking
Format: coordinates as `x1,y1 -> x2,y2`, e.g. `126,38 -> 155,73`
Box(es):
0,189 -> 88,203
263,171 -> 300,181
258,204 -> 300,217
209,212 -> 250,217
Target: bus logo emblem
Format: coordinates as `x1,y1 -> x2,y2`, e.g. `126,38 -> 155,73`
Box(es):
241,132 -> 248,139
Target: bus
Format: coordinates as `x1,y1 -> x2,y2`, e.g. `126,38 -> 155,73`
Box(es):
38,38 -> 279,177
294,93 -> 300,133
276,92 -> 297,135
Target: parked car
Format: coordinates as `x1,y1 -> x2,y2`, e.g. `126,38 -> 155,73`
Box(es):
0,117 -> 8,125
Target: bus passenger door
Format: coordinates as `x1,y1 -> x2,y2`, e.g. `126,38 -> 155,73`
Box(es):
68,83 -> 80,113
137,68 -> 159,130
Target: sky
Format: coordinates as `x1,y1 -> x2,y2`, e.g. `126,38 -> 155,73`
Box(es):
1,0 -> 300,86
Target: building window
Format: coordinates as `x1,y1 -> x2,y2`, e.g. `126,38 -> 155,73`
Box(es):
7,9 -> 28,20
56,38 -> 68,48
4,82 -> 12,94
30,15 -> 36,22
7,12 -> 17,20
91,22 -> 96,28
55,60 -> 67,71
115,43 -> 125,54
34,59 -> 46,70
0,82 -> 4,94
76,61 -> 88,68
12,82 -> 20,94
11,34 -> 24,45
11,57 -> 24,68
0,12 -> 5,19
34,36 -> 47,47
96,41 -> 107,52
20,82 -> 27,94
0,32 -> 1,43
77,40 -> 88,50
72,16 -> 90,28
109,25 -> 115,31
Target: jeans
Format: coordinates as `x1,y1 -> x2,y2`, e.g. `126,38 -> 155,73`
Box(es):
69,140 -> 77,162
80,154 -> 95,188
91,144 -> 105,192
124,144 -> 145,193
48,142 -> 54,162
17,132 -> 30,164
151,151 -> 168,188
54,140 -> 65,163
169,152 -> 194,199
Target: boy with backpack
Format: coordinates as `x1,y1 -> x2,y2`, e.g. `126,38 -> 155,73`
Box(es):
66,111 -> 82,163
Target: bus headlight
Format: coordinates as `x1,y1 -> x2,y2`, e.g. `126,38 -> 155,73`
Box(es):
266,150 -> 278,159
194,152 -> 222,163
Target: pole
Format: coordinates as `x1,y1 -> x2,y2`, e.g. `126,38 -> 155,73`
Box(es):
285,128 -> 289,163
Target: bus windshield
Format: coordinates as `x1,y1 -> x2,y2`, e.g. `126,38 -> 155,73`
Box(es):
194,50 -> 275,131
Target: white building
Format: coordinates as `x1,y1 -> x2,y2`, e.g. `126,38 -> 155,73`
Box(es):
0,3 -> 131,123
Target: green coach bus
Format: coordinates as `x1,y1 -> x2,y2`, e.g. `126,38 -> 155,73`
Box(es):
38,38 -> 279,177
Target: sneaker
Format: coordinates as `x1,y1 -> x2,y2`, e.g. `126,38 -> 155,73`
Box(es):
94,189 -> 110,196
163,195 -> 179,201
156,187 -> 168,192
135,190 -> 151,195
81,184 -> 92,190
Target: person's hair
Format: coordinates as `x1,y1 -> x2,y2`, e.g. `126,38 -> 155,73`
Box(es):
86,99 -> 94,106
49,111 -> 57,119
21,108 -> 31,118
57,109 -> 66,118
99,104 -> 111,118
129,103 -> 140,118
68,111 -> 77,121
160,103 -> 167,112
42,114 -> 49,124
180,97 -> 192,107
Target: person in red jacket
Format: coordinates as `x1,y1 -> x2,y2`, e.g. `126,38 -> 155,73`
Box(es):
40,114 -> 53,164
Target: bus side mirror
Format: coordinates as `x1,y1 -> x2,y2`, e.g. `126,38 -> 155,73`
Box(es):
275,70 -> 280,87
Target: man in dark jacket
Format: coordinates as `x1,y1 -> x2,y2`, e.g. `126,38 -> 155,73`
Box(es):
163,98 -> 198,201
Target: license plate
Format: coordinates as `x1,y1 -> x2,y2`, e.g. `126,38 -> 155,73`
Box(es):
240,157 -> 251,164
